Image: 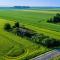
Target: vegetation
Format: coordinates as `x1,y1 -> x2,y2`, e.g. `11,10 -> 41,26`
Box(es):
4,22 -> 60,48
7,44 -> 25,57
4,23 -> 11,31
14,22 -> 20,28
51,55 -> 60,60
0,19 -> 49,60
0,10 -> 60,60
41,38 -> 60,47
47,13 -> 60,23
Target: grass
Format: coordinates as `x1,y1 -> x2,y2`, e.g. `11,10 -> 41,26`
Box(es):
0,19 -> 49,60
0,10 -> 60,33
0,10 -> 60,60
0,10 -> 60,39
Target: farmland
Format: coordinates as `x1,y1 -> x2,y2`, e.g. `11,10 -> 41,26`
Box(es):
0,19 -> 49,60
0,9 -> 60,60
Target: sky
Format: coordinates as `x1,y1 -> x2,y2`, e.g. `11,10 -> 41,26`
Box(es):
0,0 -> 60,7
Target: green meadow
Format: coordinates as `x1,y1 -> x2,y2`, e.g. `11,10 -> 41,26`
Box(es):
0,10 -> 60,60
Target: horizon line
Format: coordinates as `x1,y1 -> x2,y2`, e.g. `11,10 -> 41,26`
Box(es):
0,6 -> 60,7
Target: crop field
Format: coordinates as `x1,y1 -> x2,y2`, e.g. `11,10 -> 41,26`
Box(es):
0,10 -> 60,38
0,9 -> 60,60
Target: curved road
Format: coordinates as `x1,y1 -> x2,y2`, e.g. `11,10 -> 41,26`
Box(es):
31,49 -> 60,60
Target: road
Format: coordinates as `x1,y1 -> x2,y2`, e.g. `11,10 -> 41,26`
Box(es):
31,49 -> 60,60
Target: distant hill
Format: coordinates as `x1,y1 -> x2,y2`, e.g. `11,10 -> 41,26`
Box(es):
13,6 -> 30,9
0,6 -> 60,10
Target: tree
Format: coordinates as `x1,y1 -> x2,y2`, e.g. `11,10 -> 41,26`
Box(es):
42,38 -> 52,47
14,22 -> 20,28
31,34 -> 45,43
4,23 -> 11,31
56,13 -> 60,17
41,37 -> 60,47
47,13 -> 60,23
31,35 -> 40,43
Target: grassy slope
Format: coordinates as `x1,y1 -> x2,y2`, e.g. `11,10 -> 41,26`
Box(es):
0,19 -> 49,60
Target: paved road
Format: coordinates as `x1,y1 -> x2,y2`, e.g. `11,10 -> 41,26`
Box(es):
31,49 -> 60,60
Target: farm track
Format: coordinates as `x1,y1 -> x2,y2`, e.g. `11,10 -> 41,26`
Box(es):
31,49 -> 60,60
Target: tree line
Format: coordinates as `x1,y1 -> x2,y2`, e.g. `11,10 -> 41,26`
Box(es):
47,13 -> 60,23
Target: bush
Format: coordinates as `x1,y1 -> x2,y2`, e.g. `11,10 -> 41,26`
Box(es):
31,34 -> 47,44
14,22 -> 19,28
4,23 -> 11,31
47,13 -> 60,23
41,38 -> 60,47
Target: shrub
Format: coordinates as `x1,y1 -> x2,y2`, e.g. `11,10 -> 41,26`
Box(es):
4,23 -> 11,31
41,38 -> 60,47
31,34 -> 46,44
31,35 -> 40,43
47,13 -> 60,23
14,22 -> 19,28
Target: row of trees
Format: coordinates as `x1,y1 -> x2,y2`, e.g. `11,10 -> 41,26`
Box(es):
47,13 -> 60,23
4,22 -> 60,48
4,22 -> 19,31
4,22 -> 35,38
31,34 -> 60,47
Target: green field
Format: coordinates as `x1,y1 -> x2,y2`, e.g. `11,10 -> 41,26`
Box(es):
0,19 -> 49,60
0,10 -> 60,60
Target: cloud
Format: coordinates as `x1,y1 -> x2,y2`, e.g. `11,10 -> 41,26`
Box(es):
0,0 -> 60,7
0,2 -> 16,7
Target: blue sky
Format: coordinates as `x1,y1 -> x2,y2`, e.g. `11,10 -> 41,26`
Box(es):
0,0 -> 60,7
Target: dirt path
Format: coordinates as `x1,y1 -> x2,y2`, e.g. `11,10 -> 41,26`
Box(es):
31,49 -> 60,60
